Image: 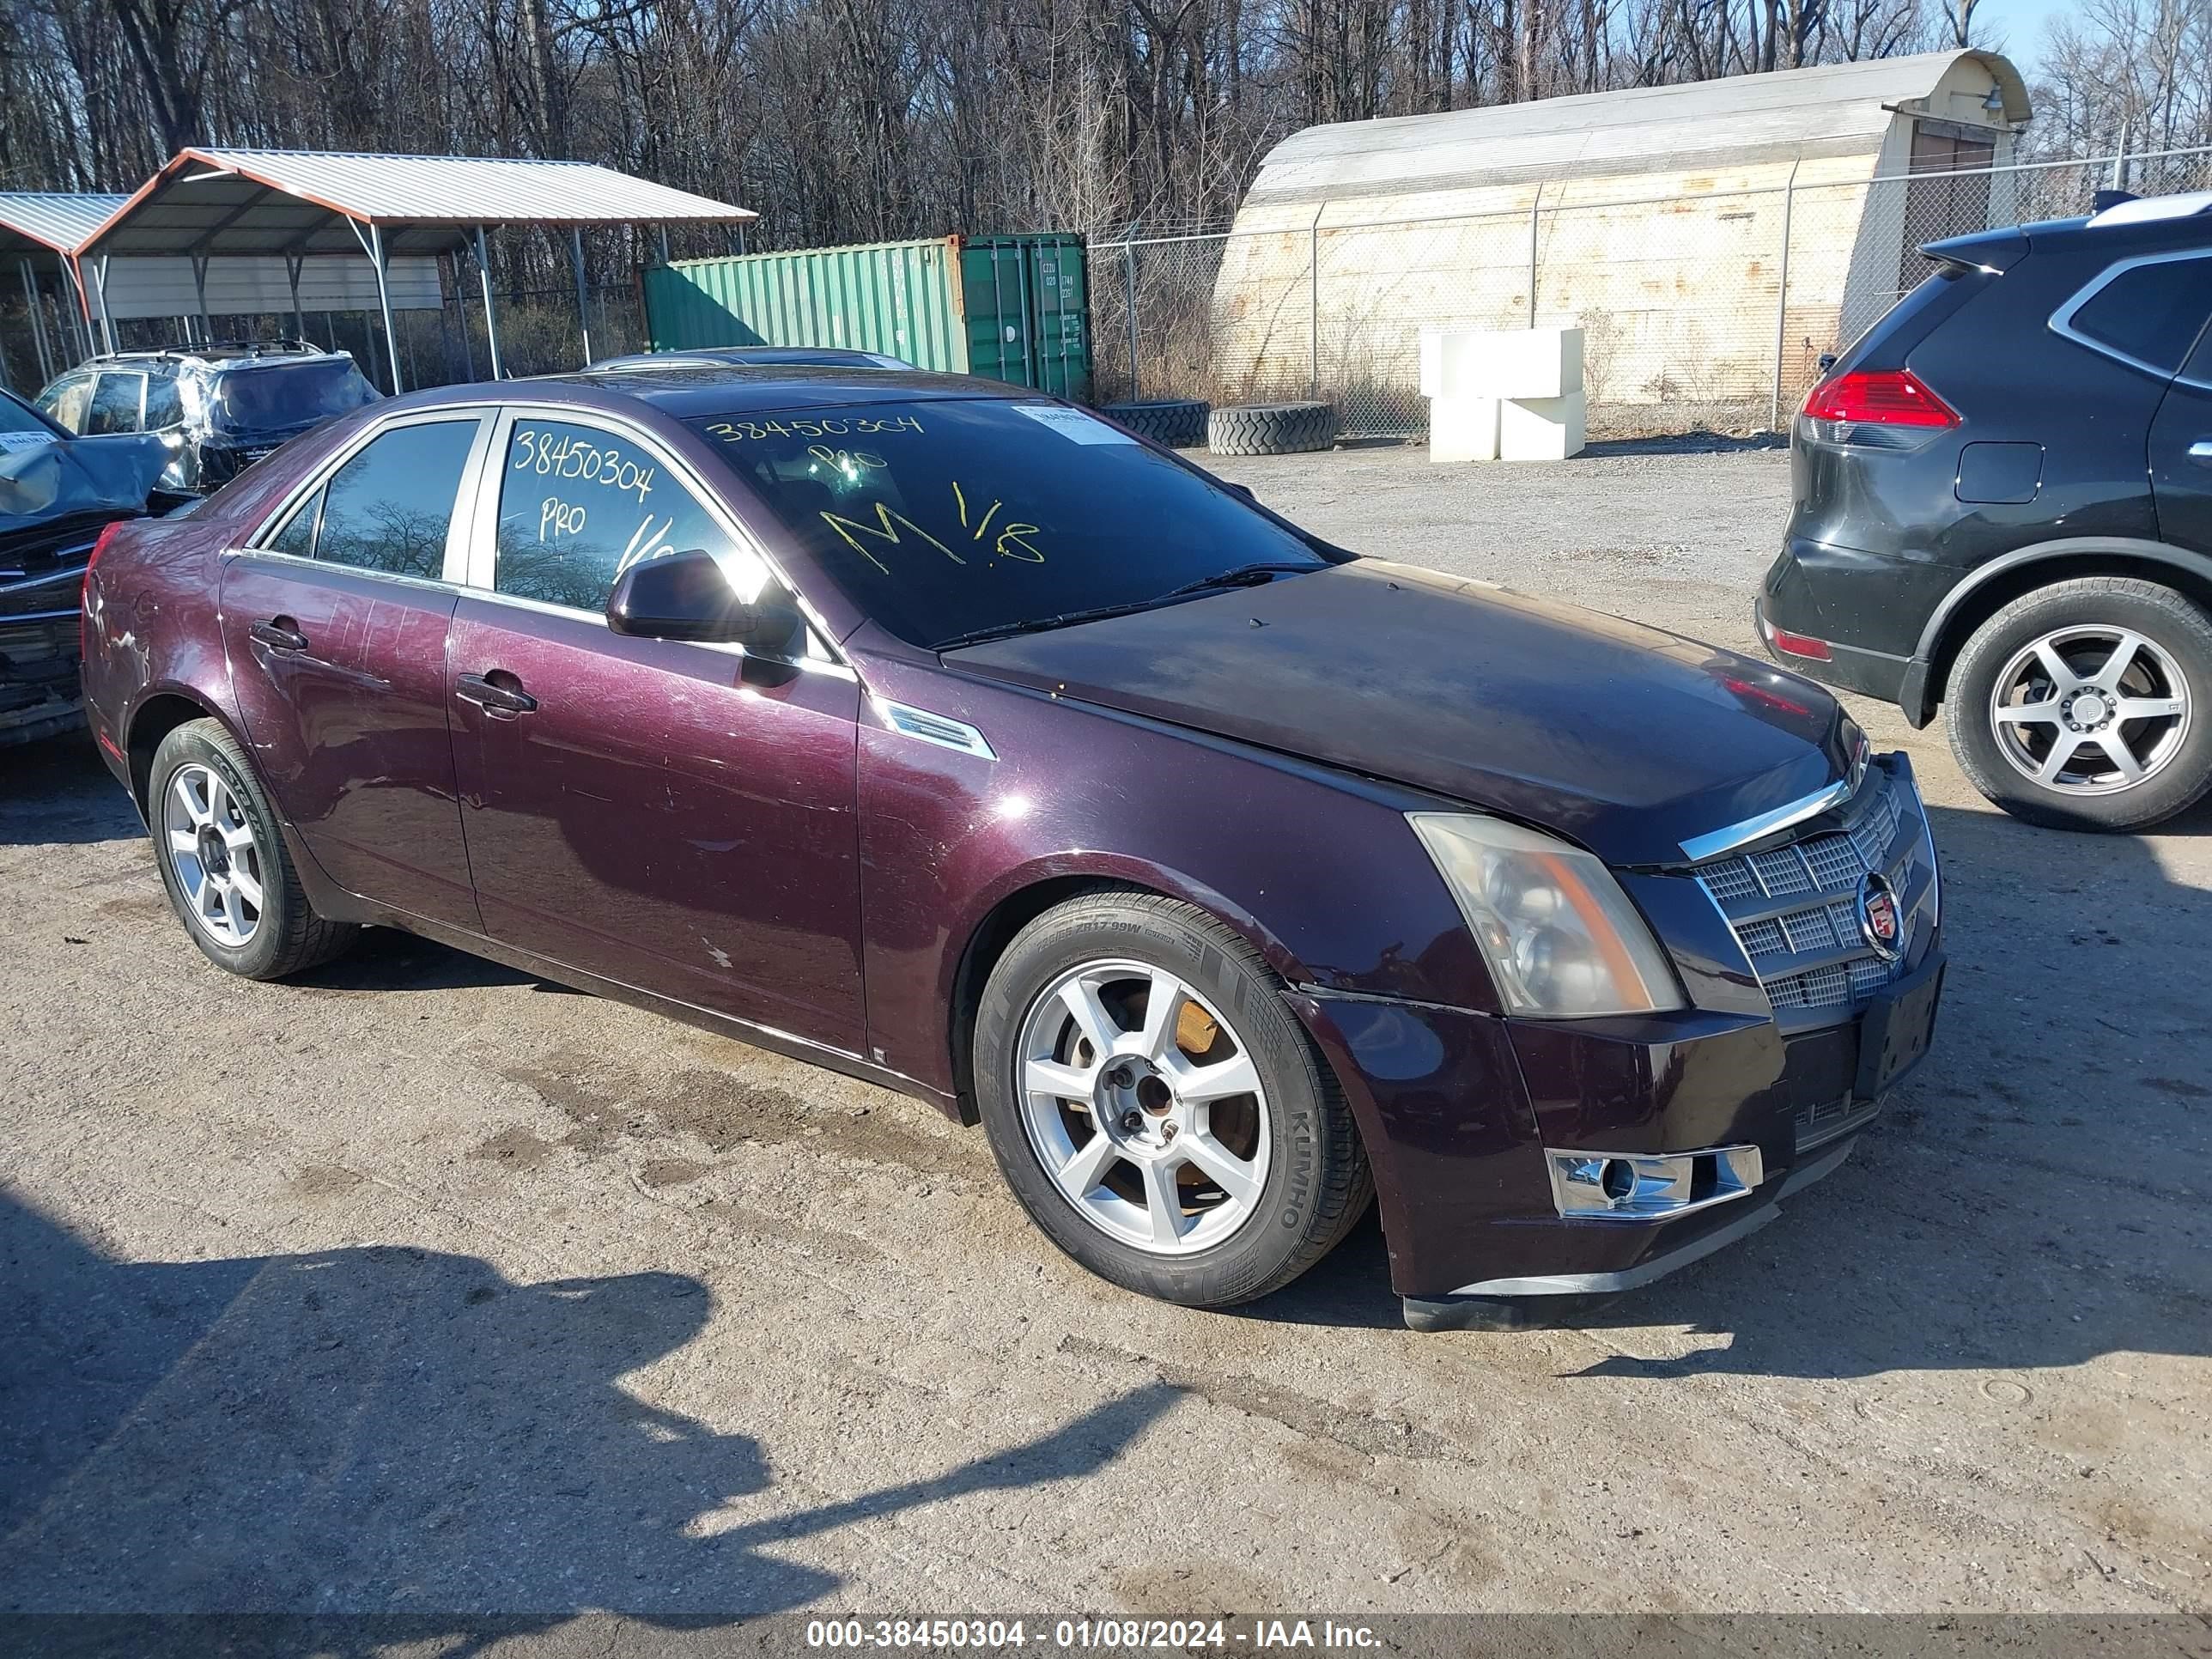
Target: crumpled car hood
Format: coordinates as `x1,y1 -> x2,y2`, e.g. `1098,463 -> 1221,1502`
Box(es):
0,432 -> 167,532
942,560 -> 1850,867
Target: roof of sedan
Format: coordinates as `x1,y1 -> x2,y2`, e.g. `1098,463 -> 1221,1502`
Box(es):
523,362 -> 1026,418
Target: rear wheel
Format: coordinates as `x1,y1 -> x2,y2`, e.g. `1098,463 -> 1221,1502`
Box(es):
149,718 -> 358,978
972,891 -> 1370,1307
1945,577 -> 2212,831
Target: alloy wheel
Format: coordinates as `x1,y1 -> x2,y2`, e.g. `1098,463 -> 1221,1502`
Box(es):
1014,958 -> 1270,1255
161,762 -> 267,947
1989,625 -> 2191,796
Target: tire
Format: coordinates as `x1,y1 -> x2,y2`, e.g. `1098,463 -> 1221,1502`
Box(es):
1100,398 -> 1210,448
148,717 -> 358,978
1943,576 -> 2212,832
1207,402 -> 1337,458
972,890 -> 1371,1308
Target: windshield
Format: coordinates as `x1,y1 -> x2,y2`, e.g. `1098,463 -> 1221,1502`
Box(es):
0,390 -> 56,439
210,359 -> 379,434
688,399 -> 1331,647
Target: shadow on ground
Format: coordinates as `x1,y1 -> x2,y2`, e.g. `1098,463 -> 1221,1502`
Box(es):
0,1192 -> 1173,1626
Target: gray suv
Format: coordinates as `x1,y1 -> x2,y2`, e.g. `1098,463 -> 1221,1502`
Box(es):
36,341 -> 379,494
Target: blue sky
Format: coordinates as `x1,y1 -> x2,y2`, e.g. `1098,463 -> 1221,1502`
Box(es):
1972,0 -> 2065,71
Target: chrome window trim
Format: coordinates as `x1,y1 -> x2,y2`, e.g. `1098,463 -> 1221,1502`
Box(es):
1678,776 -> 1854,864
450,582 -> 859,682
223,544 -> 462,599
238,404 -> 501,588
2048,246 -> 2212,389
468,401 -> 854,673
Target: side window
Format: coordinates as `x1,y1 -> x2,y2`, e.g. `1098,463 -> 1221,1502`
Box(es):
85,374 -> 146,435
2066,257 -> 2212,376
38,374 -> 92,431
314,420 -> 477,579
269,487 -> 324,558
143,372 -> 184,429
492,417 -> 766,613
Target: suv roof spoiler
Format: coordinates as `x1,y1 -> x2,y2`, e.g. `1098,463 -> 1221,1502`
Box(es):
2087,189 -> 2212,228
1919,226 -> 2030,274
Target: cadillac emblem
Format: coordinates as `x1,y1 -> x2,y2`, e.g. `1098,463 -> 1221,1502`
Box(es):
1858,873 -> 1903,962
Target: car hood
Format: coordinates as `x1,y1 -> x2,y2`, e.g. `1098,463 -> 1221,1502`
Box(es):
942,561 -> 1850,867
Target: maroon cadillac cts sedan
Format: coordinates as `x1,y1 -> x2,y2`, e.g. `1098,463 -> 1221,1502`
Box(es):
80,365 -> 1944,1329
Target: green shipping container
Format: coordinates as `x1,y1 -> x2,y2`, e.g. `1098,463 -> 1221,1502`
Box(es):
641,233 -> 1091,402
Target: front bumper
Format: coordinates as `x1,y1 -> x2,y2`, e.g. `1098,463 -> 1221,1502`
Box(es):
1290,758 -> 1944,1322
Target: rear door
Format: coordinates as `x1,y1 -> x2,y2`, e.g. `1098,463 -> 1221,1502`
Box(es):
2144,251 -> 2212,556
219,411 -> 492,929
446,409 -> 866,1051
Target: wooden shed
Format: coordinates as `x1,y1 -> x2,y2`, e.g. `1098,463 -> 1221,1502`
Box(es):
1210,52 -> 2032,430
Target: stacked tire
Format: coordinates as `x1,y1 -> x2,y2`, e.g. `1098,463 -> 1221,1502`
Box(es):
1100,398 -> 1210,448
1207,402 -> 1337,457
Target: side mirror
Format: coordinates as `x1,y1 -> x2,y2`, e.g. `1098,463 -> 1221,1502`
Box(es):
606,548 -> 806,654
1817,352 -> 1838,374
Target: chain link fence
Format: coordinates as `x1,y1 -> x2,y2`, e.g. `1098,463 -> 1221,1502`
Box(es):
1091,144 -> 2212,443
0,272 -> 647,399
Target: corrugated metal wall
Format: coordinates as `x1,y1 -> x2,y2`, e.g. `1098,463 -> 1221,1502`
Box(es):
643,233 -> 1092,399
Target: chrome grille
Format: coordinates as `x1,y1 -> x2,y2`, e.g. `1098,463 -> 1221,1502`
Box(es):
1694,769 -> 1932,1015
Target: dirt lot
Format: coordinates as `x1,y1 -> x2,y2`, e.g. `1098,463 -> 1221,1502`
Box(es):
3,441 -> 2209,1632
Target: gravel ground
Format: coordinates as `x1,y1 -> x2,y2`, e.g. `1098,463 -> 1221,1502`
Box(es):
3,441 -> 2209,1635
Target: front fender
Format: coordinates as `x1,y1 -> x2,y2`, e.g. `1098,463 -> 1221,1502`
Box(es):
852,659 -> 1497,1100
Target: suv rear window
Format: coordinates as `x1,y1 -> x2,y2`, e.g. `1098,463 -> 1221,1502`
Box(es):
2064,255 -> 2212,374
210,359 -> 380,434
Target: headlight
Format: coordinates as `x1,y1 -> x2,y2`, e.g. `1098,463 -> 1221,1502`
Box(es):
1408,813 -> 1685,1018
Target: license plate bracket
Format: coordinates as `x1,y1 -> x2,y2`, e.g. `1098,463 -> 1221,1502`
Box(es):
1855,957 -> 1944,1099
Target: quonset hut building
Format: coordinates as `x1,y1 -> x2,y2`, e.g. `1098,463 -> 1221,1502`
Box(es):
1207,51 -> 2033,433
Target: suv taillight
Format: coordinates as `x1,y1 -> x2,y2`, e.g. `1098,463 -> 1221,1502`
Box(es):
1802,368 -> 1960,428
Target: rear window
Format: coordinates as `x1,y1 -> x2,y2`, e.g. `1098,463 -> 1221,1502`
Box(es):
2064,255 -> 2212,374
210,359 -> 380,434
687,399 -> 1328,647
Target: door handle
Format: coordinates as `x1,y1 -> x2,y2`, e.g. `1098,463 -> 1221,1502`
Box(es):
455,672 -> 538,717
249,618 -> 308,653
2189,440 -> 2212,462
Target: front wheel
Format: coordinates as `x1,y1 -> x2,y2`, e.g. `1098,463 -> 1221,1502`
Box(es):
149,717 -> 358,978
972,890 -> 1371,1308
1945,577 -> 2212,832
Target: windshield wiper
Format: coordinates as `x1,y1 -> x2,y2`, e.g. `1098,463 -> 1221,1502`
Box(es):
1151,562 -> 1320,601
932,599 -> 1173,652
931,564 -> 1320,653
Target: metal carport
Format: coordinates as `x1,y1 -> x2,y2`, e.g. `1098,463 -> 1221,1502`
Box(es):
76,149 -> 758,392
0,193 -> 125,390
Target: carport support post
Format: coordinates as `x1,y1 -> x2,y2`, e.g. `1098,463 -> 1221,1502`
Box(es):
19,260 -> 52,386
368,222 -> 403,394
285,255 -> 306,342
1771,164 -> 1801,433
93,257 -> 116,354
570,226 -> 592,367
475,227 -> 504,380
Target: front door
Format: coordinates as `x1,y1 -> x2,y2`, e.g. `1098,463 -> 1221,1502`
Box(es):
446,411 -> 866,1052
218,413 -> 489,929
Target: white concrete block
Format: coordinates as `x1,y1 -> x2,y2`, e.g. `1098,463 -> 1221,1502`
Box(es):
1498,391 -> 1586,461
1428,395 -> 1499,463
1420,325 -> 1584,400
